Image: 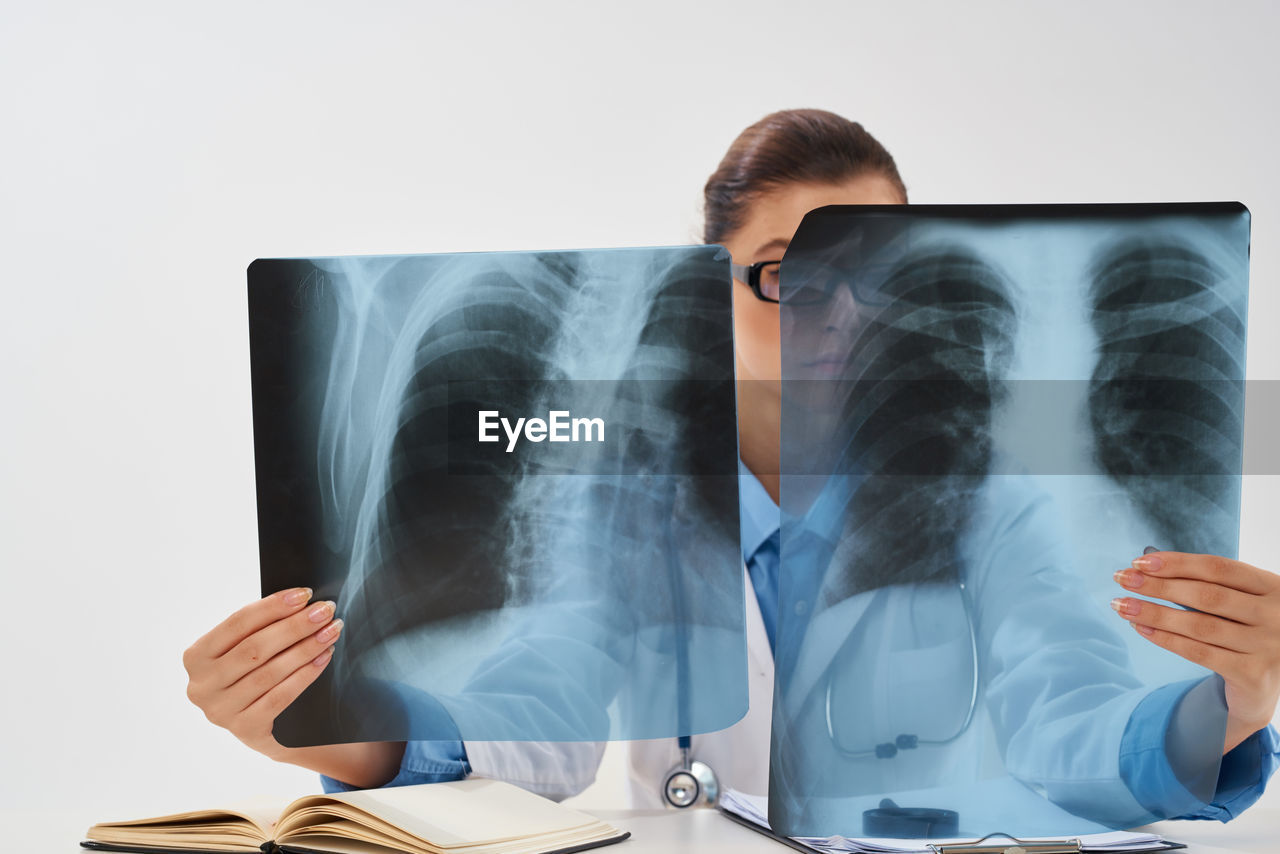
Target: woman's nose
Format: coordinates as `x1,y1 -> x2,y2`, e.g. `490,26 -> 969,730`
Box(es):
824,281 -> 860,331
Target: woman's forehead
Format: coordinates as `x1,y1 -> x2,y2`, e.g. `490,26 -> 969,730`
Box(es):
739,177 -> 906,256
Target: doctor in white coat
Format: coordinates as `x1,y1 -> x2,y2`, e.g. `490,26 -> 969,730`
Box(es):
181,108 -> 1280,819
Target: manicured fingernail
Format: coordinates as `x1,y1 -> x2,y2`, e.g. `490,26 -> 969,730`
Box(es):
1131,622 -> 1154,637
1114,569 -> 1145,589
312,647 -> 334,666
284,587 -> 312,606
308,601 -> 335,622
316,619 -> 343,643
1132,554 -> 1163,572
1110,597 -> 1141,617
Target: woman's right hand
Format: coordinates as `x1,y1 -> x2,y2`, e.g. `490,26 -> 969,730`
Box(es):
183,587 -> 343,758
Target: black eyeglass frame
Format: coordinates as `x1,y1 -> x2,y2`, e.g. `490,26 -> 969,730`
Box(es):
729,259 -> 782,303
731,258 -> 899,308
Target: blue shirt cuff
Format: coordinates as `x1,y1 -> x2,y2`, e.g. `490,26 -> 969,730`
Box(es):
319,740 -> 471,793
1120,675 -> 1280,822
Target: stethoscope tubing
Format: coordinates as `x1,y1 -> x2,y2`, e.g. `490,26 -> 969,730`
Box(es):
823,579 -> 981,759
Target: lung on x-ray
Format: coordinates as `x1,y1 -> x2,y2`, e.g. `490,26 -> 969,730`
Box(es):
768,203 -> 1250,838
247,245 -> 746,747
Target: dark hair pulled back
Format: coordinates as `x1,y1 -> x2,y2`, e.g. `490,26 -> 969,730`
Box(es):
701,108 -> 908,246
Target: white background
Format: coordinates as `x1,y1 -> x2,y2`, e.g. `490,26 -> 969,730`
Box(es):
2,0 -> 1278,835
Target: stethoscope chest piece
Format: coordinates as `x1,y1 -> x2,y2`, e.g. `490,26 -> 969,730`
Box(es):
661,758 -> 719,809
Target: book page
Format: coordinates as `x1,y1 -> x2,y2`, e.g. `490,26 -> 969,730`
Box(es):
278,779 -> 600,847
88,794 -> 284,840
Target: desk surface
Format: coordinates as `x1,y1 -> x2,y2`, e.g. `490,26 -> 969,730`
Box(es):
41,804 -> 1280,854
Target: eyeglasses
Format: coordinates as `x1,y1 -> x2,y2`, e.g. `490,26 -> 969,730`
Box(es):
729,259 -> 782,303
730,258 -> 894,307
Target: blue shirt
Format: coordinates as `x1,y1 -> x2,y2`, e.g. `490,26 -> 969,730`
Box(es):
739,456 -> 782,652
322,462 -> 1279,821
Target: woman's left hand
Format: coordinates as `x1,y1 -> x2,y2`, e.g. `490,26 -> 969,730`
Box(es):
1112,552 -> 1280,753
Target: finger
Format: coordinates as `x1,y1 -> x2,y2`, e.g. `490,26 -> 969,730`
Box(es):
242,644 -> 336,727
1128,619 -> 1245,675
1114,570 -> 1260,624
223,617 -> 344,714
216,599 -> 338,689
189,588 -> 314,661
1131,551 -> 1275,596
1111,597 -> 1252,653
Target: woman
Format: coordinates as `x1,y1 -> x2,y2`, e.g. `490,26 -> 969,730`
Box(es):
182,109 -> 1280,820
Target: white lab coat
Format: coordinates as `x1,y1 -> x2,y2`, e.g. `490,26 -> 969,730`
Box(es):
462,560 -> 772,806
457,474 -> 1207,829
766,473 -> 1187,832
620,561 -> 775,808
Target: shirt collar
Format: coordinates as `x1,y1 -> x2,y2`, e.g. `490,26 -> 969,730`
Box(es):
738,456 -> 780,561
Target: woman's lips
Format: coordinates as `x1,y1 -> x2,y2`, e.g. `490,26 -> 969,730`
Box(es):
801,357 -> 848,377
804,354 -> 848,367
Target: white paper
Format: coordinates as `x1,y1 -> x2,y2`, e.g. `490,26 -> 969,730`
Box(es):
719,789 -> 1172,853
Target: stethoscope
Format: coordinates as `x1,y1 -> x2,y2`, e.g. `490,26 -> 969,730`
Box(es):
656,473 -> 980,806
662,735 -> 720,808
659,578 -> 979,807
824,579 -> 981,759
658,504 -> 722,809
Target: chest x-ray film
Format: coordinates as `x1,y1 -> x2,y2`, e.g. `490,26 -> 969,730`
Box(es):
247,245 -> 746,747
768,203 -> 1250,838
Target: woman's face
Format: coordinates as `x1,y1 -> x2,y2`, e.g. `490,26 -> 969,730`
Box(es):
723,174 -> 906,391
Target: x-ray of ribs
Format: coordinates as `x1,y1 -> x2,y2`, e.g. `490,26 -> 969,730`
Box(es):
1087,237 -> 1246,557
331,249 -> 739,693
822,248 -> 1019,602
333,253 -> 578,685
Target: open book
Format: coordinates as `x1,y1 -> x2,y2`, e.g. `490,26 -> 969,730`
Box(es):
81,778 -> 629,854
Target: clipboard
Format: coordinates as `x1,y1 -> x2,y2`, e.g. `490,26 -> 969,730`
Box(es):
926,835 -> 1186,854
718,807 -> 824,853
716,807 -> 1187,854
